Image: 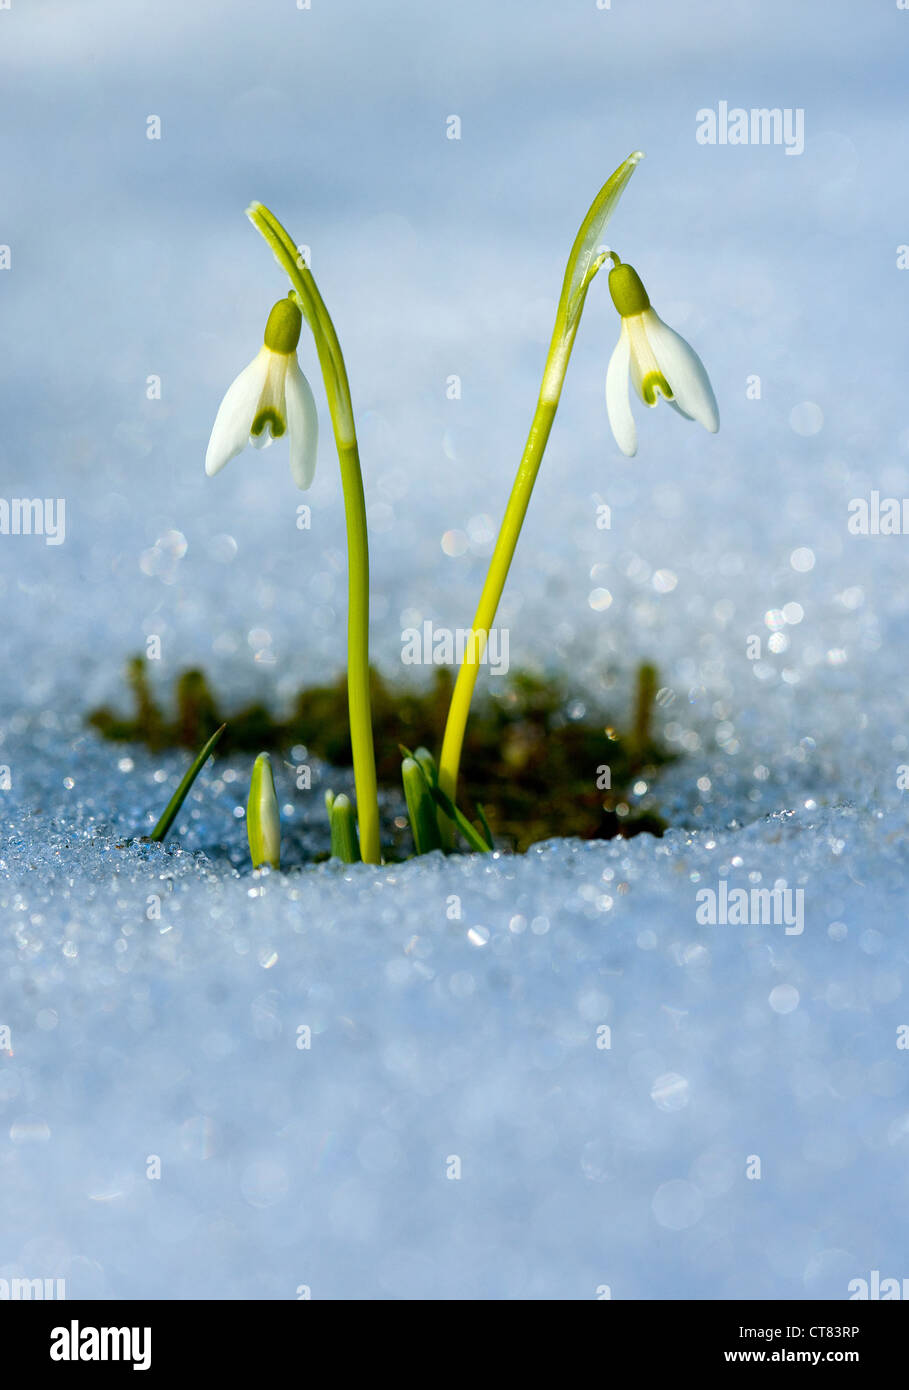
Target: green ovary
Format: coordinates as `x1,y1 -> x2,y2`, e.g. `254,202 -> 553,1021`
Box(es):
608,262 -> 651,317
263,296 -> 303,354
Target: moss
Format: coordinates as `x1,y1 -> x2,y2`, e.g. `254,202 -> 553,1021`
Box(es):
89,658 -> 678,852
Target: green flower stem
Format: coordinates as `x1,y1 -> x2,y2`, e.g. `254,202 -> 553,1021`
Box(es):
436,397 -> 556,836
246,202 -> 380,865
150,723 -> 226,842
437,152 -> 643,830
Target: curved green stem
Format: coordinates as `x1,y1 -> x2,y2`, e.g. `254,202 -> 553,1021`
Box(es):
437,376 -> 562,827
437,153 -> 643,827
247,202 -> 380,864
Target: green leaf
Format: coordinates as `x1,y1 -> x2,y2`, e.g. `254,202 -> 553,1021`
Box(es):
427,781 -> 491,854
475,803 -> 495,851
402,756 -> 443,855
413,745 -> 438,787
561,150 -> 644,327
150,724 -> 227,842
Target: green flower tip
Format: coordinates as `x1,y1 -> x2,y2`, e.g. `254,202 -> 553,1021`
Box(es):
330,792 -> 354,819
641,371 -> 673,405
608,261 -> 650,318
251,407 -> 286,438
247,752 -> 281,870
263,296 -> 303,355
642,366 -> 675,405
328,792 -> 360,863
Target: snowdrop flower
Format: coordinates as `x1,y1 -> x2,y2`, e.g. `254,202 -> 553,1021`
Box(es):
205,295 -> 318,488
604,256 -> 718,458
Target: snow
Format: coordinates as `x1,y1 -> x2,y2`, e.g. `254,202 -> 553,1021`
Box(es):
2,726 -> 907,1298
1,0 -> 908,1299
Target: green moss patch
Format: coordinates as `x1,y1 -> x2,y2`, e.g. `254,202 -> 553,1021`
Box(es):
89,657 -> 677,851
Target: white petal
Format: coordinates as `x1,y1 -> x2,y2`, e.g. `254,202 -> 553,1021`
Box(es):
252,350 -> 290,436
283,358 -> 319,490
605,326 -> 636,457
666,397 -> 695,422
641,309 -> 719,433
625,313 -> 666,408
205,349 -> 270,476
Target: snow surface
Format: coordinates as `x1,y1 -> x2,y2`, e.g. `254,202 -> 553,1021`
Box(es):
2,0 -> 909,1299
2,748 -> 908,1299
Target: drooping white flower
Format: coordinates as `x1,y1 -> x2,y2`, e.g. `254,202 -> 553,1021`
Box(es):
604,257 -> 718,458
205,296 -> 318,489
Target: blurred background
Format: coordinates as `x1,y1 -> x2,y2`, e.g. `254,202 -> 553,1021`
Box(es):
1,0 -> 907,816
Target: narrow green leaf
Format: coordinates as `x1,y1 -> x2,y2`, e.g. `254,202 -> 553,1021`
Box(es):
427,781 -> 491,854
475,803 -> 495,851
150,724 -> 227,842
412,745 -> 438,787
562,151 -> 644,326
402,757 -> 443,855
